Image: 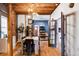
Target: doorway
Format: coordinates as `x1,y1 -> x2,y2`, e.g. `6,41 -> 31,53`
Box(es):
32,20 -> 49,55
49,19 -> 57,47
32,20 -> 49,41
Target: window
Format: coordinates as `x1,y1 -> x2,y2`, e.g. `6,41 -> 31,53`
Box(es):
49,19 -> 57,47
1,16 -> 7,38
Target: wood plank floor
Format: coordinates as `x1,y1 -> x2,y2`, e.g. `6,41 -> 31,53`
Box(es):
0,41 -> 61,56
0,53 -> 7,56
40,41 -> 61,56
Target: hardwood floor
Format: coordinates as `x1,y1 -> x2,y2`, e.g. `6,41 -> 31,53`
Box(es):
0,41 -> 61,56
0,53 -> 7,56
40,41 -> 61,56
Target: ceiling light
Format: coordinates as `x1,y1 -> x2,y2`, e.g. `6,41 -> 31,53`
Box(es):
28,15 -> 31,19
28,8 -> 33,12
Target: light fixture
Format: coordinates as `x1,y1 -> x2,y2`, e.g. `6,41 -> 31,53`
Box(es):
28,15 -> 32,19
27,4 -> 39,19
28,8 -> 33,13
27,7 -> 33,19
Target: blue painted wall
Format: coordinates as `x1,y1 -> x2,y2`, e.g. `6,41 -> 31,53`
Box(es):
32,20 -> 49,34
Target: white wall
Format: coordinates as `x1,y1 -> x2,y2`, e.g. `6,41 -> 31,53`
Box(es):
56,18 -> 61,53
51,3 -> 79,55
51,3 -> 79,20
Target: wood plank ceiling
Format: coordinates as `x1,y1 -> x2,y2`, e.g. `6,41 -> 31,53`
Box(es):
12,3 -> 59,15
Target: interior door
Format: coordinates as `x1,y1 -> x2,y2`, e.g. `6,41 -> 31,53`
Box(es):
49,19 -> 57,47
61,12 -> 76,56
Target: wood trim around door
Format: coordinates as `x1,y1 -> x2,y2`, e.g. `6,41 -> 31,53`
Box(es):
61,12 -> 65,56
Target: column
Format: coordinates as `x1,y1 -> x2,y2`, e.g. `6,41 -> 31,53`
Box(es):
7,4 -> 13,56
